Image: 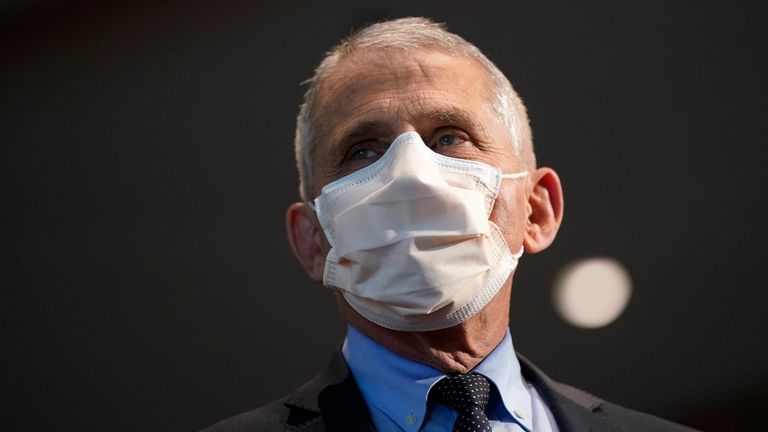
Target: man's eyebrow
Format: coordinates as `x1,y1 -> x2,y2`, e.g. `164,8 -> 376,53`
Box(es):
425,108 -> 489,140
331,107 -> 489,152
334,120 -> 387,150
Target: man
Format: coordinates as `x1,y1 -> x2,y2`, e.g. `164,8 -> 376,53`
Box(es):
203,17 -> 699,432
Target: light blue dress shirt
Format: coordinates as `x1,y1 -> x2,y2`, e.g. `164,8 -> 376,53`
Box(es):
343,325 -> 560,432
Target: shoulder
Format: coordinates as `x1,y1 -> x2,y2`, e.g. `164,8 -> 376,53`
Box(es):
598,397 -> 701,432
554,381 -> 700,432
198,395 -> 325,432
197,349 -> 358,432
198,395 -> 292,432
520,356 -> 701,432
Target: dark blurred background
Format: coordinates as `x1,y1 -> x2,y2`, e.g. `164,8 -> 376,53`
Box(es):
1,1 -> 766,431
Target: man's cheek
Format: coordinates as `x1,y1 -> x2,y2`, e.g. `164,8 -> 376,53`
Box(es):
490,193 -> 525,246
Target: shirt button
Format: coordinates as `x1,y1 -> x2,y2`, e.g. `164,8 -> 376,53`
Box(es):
405,414 -> 418,426
513,409 -> 527,420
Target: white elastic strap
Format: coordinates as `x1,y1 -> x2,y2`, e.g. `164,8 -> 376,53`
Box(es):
501,171 -> 529,180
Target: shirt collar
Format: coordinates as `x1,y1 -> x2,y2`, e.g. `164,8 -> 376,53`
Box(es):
475,331 -> 534,431
343,325 -> 533,431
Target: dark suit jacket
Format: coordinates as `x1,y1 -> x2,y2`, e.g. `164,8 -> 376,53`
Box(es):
201,349 -> 701,432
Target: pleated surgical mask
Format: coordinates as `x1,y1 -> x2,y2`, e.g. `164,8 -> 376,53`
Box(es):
313,131 -> 527,331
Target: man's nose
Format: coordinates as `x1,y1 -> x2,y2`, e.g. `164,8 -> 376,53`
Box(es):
389,123 -> 422,145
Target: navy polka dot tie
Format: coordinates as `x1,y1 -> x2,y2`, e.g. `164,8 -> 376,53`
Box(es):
430,373 -> 492,432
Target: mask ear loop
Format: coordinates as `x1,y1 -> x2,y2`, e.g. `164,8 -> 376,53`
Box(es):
499,171 -> 528,260
501,171 -> 529,180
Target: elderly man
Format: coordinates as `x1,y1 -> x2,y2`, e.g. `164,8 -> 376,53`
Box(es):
203,17 -> 698,432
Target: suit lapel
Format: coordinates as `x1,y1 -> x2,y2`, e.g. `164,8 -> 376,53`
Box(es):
542,389 -> 624,432
518,355 -> 625,432
284,348 -> 375,432
317,375 -> 377,431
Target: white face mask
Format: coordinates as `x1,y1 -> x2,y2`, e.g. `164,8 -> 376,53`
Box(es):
313,131 -> 527,332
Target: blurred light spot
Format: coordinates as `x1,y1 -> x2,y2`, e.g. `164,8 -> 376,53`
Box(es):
553,258 -> 632,328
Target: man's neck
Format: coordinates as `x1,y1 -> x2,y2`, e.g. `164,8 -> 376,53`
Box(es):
337,285 -> 511,373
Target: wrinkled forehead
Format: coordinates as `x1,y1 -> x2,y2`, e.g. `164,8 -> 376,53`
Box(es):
317,46 -> 494,104
310,47 -> 498,143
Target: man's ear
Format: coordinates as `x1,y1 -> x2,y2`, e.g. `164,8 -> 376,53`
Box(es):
286,202 -> 326,282
524,167 -> 564,254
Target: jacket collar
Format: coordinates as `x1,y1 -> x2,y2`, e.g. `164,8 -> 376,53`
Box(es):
284,346 -> 624,432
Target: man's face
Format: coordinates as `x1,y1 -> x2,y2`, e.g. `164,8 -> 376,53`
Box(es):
310,47 -> 530,256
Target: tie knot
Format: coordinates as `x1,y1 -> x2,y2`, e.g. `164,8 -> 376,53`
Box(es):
431,373 -> 491,412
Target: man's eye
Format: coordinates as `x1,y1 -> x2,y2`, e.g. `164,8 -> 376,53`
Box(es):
430,133 -> 468,149
349,148 -> 377,160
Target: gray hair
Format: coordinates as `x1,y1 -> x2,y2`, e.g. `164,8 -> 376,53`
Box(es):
294,17 -> 533,202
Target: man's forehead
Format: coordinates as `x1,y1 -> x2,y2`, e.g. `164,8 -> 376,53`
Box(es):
312,48 -> 496,139
319,47 -> 489,95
